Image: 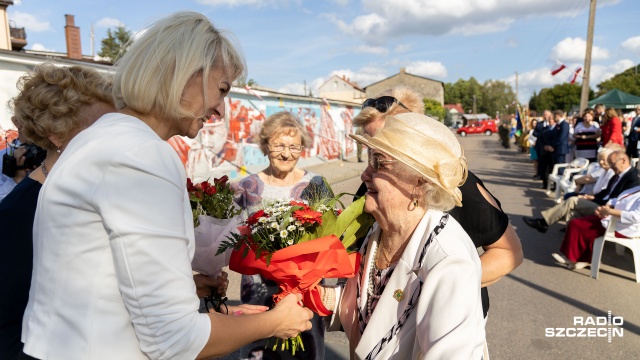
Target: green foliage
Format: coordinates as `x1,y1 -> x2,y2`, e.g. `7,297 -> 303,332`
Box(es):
98,26 -> 132,62
444,77 -> 515,116
444,77 -> 482,111
235,78 -> 258,87
423,98 -> 446,121
481,80 -> 516,117
596,64 -> 640,97
529,83 -> 592,113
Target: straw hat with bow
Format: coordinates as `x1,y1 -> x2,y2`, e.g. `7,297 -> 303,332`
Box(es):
350,112 -> 468,207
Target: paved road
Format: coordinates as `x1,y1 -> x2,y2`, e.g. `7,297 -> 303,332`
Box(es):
223,132 -> 640,359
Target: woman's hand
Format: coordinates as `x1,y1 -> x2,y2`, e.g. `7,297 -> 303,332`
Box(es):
219,304 -> 269,315
269,293 -> 314,339
193,272 -> 229,298
595,205 -> 613,218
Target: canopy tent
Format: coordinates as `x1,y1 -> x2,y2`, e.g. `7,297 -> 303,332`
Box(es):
588,89 -> 640,109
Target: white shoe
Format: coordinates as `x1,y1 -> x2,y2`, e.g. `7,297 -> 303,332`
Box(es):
573,262 -> 590,270
551,253 -> 568,264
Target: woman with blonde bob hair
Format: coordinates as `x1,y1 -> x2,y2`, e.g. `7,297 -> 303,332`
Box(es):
321,113 -> 485,359
20,12 -> 312,360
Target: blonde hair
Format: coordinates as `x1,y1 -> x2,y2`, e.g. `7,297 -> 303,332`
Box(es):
112,11 -> 246,121
9,64 -> 113,150
604,108 -> 619,121
353,85 -> 424,128
258,111 -> 311,155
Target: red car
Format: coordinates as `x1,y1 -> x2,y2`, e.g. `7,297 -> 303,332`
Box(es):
456,120 -> 498,137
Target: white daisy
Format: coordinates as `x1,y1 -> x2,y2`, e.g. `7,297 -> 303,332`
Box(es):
287,225 -> 296,231
259,217 -> 268,223
287,239 -> 294,245
280,230 -> 288,238
270,222 -> 279,229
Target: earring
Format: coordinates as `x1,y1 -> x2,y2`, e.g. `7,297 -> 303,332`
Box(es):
413,198 -> 418,207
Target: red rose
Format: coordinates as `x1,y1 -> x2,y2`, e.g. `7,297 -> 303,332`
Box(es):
187,178 -> 197,192
293,209 -> 323,225
214,175 -> 229,187
206,186 -> 217,196
247,210 -> 267,226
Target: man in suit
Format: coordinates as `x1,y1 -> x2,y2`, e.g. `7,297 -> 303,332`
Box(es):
545,109 -> 570,166
594,104 -> 605,124
626,106 -> 640,159
523,150 -> 640,232
533,110 -> 551,181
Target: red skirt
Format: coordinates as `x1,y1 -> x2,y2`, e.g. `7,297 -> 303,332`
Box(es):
560,215 -> 605,263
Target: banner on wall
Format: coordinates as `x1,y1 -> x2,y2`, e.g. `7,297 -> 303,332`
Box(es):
169,92 -> 359,181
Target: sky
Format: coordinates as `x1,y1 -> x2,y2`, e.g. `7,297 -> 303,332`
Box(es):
7,0 -> 640,105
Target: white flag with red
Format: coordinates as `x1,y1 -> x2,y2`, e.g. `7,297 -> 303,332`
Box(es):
550,63 -> 566,76
567,66 -> 582,84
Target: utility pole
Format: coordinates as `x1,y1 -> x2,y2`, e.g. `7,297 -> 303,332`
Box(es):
515,70 -> 519,105
90,23 -> 95,57
473,94 -> 477,115
303,80 -> 307,97
580,0 -> 597,112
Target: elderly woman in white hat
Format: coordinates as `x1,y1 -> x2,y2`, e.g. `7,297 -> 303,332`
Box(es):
320,112 -> 485,359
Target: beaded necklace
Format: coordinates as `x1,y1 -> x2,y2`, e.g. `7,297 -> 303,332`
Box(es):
364,239 -> 397,322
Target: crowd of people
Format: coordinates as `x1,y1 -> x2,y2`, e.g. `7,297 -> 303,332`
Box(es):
0,10 -> 528,360
523,104 -> 640,271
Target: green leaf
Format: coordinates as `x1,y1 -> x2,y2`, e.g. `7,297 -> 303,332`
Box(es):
341,211 -> 375,249
334,196 -> 366,237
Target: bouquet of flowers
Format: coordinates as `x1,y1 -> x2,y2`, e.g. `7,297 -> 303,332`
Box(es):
217,191 -> 373,354
188,176 -> 242,276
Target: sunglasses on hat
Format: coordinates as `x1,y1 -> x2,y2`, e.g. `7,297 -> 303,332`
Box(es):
362,96 -> 410,113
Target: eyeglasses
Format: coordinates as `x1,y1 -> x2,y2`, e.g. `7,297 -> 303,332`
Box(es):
268,143 -> 303,153
369,154 -> 397,172
362,96 -> 410,113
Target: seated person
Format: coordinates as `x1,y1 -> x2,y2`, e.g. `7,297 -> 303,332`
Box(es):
523,150 -> 639,233
563,148 -> 614,200
552,185 -> 640,270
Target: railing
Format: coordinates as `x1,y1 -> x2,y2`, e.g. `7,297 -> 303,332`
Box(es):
10,26 -> 26,40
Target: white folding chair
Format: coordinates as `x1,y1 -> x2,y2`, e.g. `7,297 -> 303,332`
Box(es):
632,158 -> 639,169
590,216 -> 640,283
557,162 -> 599,202
547,158 -> 589,199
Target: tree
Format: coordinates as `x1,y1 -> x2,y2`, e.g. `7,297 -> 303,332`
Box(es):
98,26 -> 132,62
423,98 -> 446,121
596,64 -> 640,96
444,77 -> 482,112
528,83 -> 591,113
479,80 -> 516,117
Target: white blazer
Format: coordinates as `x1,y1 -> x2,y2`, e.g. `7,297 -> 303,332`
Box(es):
328,210 -> 485,360
604,185 -> 640,237
22,114 -> 210,360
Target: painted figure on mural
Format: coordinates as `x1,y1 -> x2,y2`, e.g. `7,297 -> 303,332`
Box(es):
319,107 -> 340,160
299,107 -> 318,158
341,106 -> 355,159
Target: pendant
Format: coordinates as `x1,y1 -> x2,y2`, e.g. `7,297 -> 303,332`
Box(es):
393,289 -> 404,302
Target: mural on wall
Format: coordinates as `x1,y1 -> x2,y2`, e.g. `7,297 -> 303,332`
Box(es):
169,92 -> 359,181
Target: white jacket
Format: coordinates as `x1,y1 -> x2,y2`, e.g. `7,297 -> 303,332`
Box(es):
22,113 -> 210,360
604,185 -> 640,237
328,210 -> 485,359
